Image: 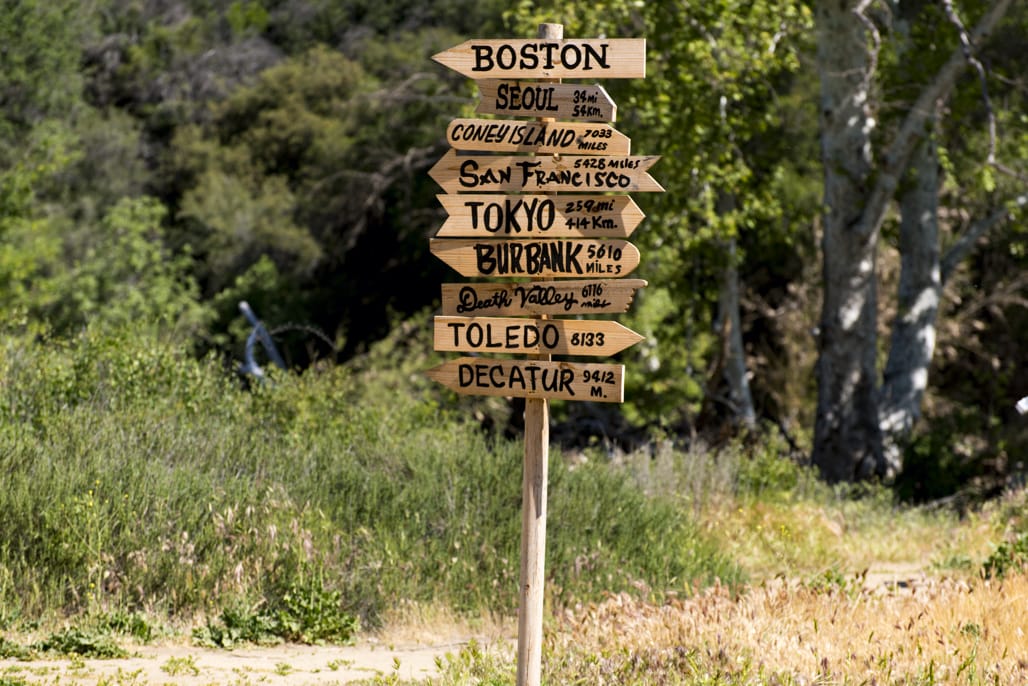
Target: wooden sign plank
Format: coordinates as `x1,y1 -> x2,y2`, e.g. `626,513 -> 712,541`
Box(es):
436,194 -> 645,238
433,39 -> 645,80
434,316 -> 643,356
441,279 -> 647,317
429,150 -> 663,194
430,238 -> 639,278
446,118 -> 630,156
426,357 -> 624,403
476,81 -> 617,122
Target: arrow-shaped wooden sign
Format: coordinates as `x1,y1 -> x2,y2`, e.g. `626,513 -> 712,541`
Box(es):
441,279 -> 647,317
433,39 -> 645,80
430,238 -> 639,278
446,118 -> 630,156
436,194 -> 645,239
476,81 -> 617,122
434,316 -> 643,356
429,150 -> 663,194
426,357 -> 625,402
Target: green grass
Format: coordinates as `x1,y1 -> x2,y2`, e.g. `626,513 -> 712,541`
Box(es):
0,322 -> 737,633
7,319 -> 1017,686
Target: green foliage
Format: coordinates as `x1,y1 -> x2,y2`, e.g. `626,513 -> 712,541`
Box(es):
0,0 -> 86,140
0,637 -> 32,660
160,35 -> 460,355
193,575 -> 360,647
192,603 -> 283,648
0,324 -> 735,628
982,533 -> 1028,579
48,196 -> 209,334
276,576 -> 360,645
509,2 -> 818,427
735,441 -> 806,499
434,640 -> 514,685
160,655 -> 200,676
548,459 -> 738,603
32,627 -> 128,659
226,1 -> 269,38
94,610 -> 161,643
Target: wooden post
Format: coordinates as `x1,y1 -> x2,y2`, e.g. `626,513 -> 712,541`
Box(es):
516,21 -> 562,686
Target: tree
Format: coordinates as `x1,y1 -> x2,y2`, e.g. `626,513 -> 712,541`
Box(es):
812,0 -> 1021,481
509,2 -> 815,435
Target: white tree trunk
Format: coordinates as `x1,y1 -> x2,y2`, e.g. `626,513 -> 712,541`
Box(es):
811,0 -> 1013,482
718,239 -> 756,428
811,0 -> 885,481
879,130 -> 942,473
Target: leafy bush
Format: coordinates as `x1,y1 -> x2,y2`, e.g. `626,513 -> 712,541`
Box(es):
193,576 -> 359,647
276,577 -> 359,644
32,628 -> 127,658
982,533 -> 1028,579
192,603 -> 283,648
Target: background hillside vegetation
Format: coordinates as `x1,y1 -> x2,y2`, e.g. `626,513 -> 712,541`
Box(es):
1,2 -> 1027,678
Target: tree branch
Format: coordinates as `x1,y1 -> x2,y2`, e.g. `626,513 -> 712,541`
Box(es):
853,0 -> 881,99
941,193 -> 1027,284
942,0 -> 997,165
861,0 -> 1013,233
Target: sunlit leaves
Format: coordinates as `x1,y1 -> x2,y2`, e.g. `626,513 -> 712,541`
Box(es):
510,1 -> 816,422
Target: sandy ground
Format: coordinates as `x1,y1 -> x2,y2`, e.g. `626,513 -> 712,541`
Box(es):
0,634 -> 508,685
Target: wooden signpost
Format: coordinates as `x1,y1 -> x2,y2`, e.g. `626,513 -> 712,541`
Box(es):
436,194 -> 646,238
429,149 -> 663,193
427,24 -> 657,686
476,80 -> 617,121
446,118 -> 630,155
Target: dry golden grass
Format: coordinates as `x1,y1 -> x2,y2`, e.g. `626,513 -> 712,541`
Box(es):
546,573 -> 1028,684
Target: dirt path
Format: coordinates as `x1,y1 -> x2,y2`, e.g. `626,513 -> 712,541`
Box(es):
0,635 -> 501,685
0,564 -> 940,685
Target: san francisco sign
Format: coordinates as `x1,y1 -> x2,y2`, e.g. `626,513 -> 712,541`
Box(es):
435,194 -> 645,238
429,150 -> 663,193
432,39 -> 646,80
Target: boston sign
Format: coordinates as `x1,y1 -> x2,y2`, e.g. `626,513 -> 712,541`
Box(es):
432,39 -> 645,80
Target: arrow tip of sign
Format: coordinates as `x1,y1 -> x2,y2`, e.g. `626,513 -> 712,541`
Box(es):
424,362 -> 448,384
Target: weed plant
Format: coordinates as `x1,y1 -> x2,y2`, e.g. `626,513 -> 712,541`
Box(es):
0,322 -> 736,633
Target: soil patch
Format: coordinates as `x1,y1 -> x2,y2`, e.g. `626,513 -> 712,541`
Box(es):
0,635 -> 492,685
